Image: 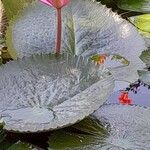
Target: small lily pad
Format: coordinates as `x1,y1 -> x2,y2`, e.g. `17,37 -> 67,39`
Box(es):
138,69 -> 150,85
117,0 -> 150,13
140,49 -> 150,66
130,14 -> 150,39
0,55 -> 114,132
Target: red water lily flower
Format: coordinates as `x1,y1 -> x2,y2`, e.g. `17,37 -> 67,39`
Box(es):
119,91 -> 133,105
40,0 -> 70,9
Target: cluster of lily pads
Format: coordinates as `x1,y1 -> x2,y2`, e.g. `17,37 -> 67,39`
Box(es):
0,0 -> 150,149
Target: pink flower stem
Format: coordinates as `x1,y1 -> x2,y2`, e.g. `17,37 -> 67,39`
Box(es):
55,8 -> 62,55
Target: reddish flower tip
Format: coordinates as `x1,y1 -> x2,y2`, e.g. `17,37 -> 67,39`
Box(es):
119,91 -> 133,105
40,0 -> 70,9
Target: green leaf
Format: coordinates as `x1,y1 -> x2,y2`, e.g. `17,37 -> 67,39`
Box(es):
2,0 -> 34,20
116,0 -> 150,13
130,14 -> 150,38
48,104 -> 150,149
48,117 -> 109,150
0,140 -> 14,150
3,0 -> 146,82
138,69 -> 150,85
0,54 -> 114,132
48,131 -> 96,150
0,121 -> 5,143
0,119 -> 38,150
0,121 -> 13,150
72,117 -> 108,136
140,49 -> 150,66
7,142 -> 33,150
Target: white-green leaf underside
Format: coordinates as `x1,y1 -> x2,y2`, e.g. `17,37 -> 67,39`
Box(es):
4,0 -> 146,82
92,104 -> 150,149
48,104 -> 150,150
0,55 -> 114,132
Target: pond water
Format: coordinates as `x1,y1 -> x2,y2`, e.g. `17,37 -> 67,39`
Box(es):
107,86 -> 150,107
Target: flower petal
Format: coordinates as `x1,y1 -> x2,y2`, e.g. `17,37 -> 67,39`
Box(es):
40,0 -> 52,7
40,0 -> 70,9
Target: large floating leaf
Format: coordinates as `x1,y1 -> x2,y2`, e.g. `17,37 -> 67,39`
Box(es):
3,0 -> 146,82
0,54 -> 114,132
48,104 -> 150,149
92,104 -> 150,149
116,0 -> 150,13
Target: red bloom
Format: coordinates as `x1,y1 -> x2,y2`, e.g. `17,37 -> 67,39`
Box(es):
40,0 -> 70,9
119,91 -> 133,105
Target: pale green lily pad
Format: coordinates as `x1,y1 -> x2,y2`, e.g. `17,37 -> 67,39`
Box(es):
138,69 -> 150,85
0,54 -> 114,132
2,0 -> 146,82
117,0 -> 150,13
130,14 -> 150,37
48,104 -> 150,149
140,49 -> 150,66
130,14 -> 150,48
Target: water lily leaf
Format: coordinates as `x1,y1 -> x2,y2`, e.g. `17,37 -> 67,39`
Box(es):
145,38 -> 150,49
2,0 -> 34,20
0,54 -> 114,132
130,14 -> 150,37
48,118 -> 109,150
48,130 -> 98,150
7,142 -> 35,150
0,120 -> 39,149
0,0 -> 5,34
140,49 -> 150,66
116,0 -> 150,13
72,117 -> 108,136
0,121 -> 14,150
48,104 -> 150,149
0,121 -> 5,143
130,14 -> 150,48
3,0 -> 146,82
138,70 -> 150,85
92,104 -> 150,149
